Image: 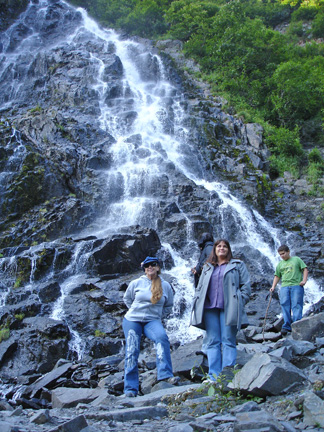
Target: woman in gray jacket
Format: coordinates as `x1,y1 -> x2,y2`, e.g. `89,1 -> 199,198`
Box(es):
122,256 -> 176,397
190,239 -> 251,379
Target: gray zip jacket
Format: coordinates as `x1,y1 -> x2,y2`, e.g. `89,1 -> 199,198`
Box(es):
190,260 -> 251,330
124,275 -> 174,322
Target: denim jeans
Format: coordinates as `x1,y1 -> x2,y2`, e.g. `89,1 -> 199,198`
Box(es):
122,318 -> 173,395
204,308 -> 237,378
279,285 -> 304,331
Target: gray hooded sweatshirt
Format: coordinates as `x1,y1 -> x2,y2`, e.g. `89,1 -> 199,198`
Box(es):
124,275 -> 174,322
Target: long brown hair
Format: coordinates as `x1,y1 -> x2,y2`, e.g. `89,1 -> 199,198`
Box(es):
151,268 -> 163,304
206,239 -> 233,266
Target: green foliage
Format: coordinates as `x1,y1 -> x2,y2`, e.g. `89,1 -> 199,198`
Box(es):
94,329 -> 106,337
308,147 -> 323,163
307,147 -> 324,193
286,21 -> 305,39
2,150 -> 46,216
202,374 -> 238,413
312,9 -> 324,37
0,328 -> 10,342
267,56 -> 324,128
243,0 -> 293,27
30,105 -> 42,113
184,2 -> 289,115
117,0 -> 168,37
291,5 -> 318,21
92,0 -> 137,27
165,0 -> 217,40
14,277 -> 22,288
0,319 -> 10,342
264,125 -> 304,177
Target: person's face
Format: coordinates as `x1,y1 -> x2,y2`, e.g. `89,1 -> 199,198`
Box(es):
215,241 -> 229,260
144,262 -> 159,279
279,250 -> 290,261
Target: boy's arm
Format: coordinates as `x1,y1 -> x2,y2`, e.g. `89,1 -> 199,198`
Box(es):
300,268 -> 308,286
270,275 -> 280,292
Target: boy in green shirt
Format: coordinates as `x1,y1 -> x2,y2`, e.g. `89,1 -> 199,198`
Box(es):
270,244 -> 308,335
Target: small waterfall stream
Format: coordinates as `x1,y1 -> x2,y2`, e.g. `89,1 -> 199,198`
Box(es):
0,0 -> 322,361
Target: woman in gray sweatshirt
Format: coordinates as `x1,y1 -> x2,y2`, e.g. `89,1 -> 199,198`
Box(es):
122,256 -> 176,397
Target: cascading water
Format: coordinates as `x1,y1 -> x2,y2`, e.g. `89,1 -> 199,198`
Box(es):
0,0 -> 322,363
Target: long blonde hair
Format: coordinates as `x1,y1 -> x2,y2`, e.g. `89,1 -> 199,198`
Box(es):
151,269 -> 163,304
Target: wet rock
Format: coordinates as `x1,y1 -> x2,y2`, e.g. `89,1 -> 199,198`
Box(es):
48,415 -> 88,432
0,421 -> 16,432
231,353 -> 307,397
303,391 -> 324,428
91,229 -> 161,276
0,401 -> 14,411
22,362 -> 74,399
87,405 -> 168,422
38,281 -> 61,303
292,312 -> 324,341
170,339 -> 205,378
234,410 -> 285,432
30,409 -> 52,424
52,387 -> 106,409
273,338 -> 316,356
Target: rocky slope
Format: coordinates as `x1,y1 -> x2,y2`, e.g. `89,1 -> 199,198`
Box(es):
1,313 -> 324,431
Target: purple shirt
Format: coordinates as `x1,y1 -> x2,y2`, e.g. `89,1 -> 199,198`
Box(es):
204,263 -> 227,309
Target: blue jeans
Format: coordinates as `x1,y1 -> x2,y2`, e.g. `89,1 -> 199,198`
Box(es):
122,318 -> 173,395
204,308 -> 237,378
280,285 -> 304,331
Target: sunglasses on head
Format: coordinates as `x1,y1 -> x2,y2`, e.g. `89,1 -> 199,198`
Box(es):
143,262 -> 158,268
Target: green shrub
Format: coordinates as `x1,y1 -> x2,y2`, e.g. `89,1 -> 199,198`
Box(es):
308,147 -> 323,164
244,0 -> 292,27
117,0 -> 167,37
265,126 -> 304,157
165,0 -> 217,41
286,21 -> 305,38
94,330 -> 106,337
269,154 -> 301,178
0,328 -> 10,342
265,126 -> 304,177
307,162 -> 324,184
291,6 -> 317,22
312,10 -> 324,38
268,57 -> 324,128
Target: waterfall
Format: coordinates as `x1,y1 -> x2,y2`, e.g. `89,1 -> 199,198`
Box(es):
0,0 -> 322,358
75,6 -> 322,341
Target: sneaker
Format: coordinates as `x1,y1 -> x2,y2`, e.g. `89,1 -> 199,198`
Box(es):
202,376 -> 216,385
122,392 -> 136,398
280,328 -> 290,336
166,376 -> 181,385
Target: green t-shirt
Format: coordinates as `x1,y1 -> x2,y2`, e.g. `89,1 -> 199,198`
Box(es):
275,256 -> 307,287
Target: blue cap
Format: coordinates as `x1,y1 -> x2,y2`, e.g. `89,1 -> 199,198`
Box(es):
141,256 -> 160,271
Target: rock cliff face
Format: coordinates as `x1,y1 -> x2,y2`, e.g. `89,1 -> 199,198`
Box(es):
0,0 -> 323,384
